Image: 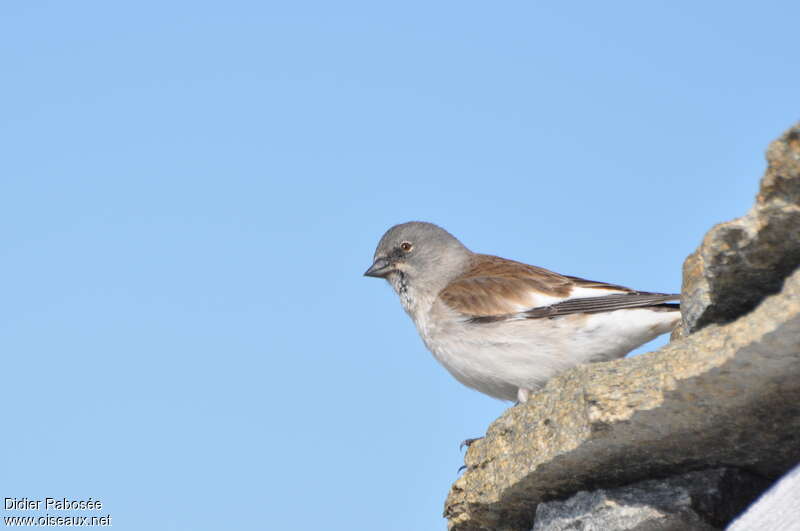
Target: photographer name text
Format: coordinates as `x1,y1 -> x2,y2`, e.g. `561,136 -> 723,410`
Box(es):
5,498 -> 103,511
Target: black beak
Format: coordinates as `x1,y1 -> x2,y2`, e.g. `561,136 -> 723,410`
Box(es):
363,257 -> 393,278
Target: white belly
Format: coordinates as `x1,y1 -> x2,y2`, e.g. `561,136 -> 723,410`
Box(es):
419,307 -> 679,401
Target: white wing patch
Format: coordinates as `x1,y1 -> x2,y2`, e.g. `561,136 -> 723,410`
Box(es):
494,285 -> 636,322
567,286 -> 630,299
516,286 -> 629,311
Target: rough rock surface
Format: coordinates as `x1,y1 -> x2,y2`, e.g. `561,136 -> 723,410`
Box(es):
446,270 -> 800,530
681,123 -> 800,333
444,123 -> 800,531
531,469 -> 768,531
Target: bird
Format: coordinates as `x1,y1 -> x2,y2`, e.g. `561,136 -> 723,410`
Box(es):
364,222 -> 681,403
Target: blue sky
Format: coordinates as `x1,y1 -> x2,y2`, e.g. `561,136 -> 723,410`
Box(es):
1,1 -> 798,530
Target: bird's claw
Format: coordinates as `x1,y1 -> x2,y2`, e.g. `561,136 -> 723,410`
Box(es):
459,437 -> 483,451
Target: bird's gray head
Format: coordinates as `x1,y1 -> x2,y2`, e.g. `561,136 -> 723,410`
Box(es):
364,222 -> 473,295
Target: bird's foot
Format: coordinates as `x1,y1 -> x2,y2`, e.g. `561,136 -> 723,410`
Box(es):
459,437 -> 484,452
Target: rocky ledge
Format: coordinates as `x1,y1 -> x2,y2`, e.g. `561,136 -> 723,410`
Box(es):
444,122 -> 800,531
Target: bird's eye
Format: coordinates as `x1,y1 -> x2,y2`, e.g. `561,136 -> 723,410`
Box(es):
400,241 -> 413,252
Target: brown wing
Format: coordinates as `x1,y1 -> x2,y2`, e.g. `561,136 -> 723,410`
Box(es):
563,274 -> 635,293
439,254 -> 638,318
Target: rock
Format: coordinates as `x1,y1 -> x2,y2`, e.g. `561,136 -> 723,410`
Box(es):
443,122 -> 800,531
681,122 -> 800,333
727,463 -> 800,531
534,490 -> 714,531
444,268 -> 800,531
532,468 -> 767,531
